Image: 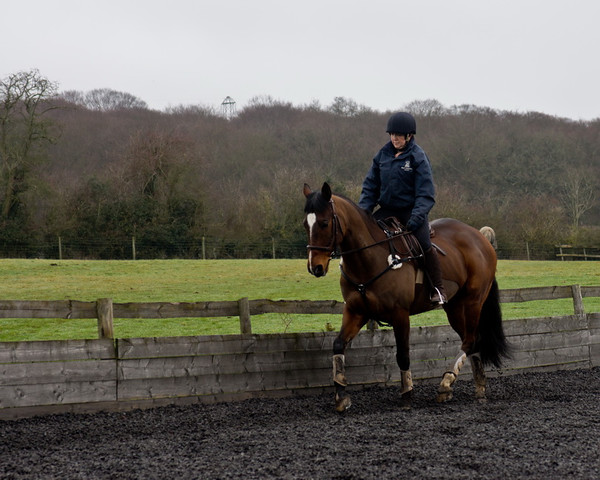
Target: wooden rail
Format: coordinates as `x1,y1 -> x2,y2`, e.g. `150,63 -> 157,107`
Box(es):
556,245 -> 600,261
1,286 -> 599,337
1,285 -> 599,420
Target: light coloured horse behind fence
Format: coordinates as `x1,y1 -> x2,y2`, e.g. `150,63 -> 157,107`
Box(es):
479,226 -> 497,250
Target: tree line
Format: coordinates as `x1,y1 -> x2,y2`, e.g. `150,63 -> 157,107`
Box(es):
1,70 -> 598,259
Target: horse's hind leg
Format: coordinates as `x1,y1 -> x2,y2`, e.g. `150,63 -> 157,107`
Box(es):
437,352 -> 487,403
436,350 -> 467,403
470,353 -> 487,401
437,296 -> 483,403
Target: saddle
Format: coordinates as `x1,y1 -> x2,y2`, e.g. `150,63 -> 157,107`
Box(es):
376,216 -> 445,284
375,217 -> 423,271
377,217 -> 425,262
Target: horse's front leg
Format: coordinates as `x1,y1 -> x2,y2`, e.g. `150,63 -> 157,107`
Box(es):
332,307 -> 366,412
392,310 -> 413,410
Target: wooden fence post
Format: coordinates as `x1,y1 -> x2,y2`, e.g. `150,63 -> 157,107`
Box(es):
238,297 -> 252,334
96,298 -> 114,339
571,284 -> 585,317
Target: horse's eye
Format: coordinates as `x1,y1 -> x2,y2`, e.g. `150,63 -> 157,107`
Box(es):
319,220 -> 329,228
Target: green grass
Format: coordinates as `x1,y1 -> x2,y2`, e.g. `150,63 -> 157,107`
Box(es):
0,259 -> 598,341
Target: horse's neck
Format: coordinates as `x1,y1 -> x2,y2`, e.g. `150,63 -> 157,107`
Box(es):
337,201 -> 388,273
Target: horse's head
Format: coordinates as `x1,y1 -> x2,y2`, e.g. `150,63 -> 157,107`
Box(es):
303,182 -> 340,277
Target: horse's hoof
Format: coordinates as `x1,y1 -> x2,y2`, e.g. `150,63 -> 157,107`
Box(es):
400,390 -> 412,410
475,387 -> 487,401
335,394 -> 352,412
436,391 -> 453,403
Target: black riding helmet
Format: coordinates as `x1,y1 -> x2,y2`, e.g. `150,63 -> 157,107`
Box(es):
386,112 -> 416,135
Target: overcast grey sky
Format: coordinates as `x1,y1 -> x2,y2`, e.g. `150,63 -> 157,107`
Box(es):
3,0 -> 599,120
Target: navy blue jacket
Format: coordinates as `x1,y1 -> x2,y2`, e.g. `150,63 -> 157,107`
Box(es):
358,137 -> 436,230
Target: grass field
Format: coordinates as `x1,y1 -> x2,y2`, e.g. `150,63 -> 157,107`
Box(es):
0,259 -> 599,341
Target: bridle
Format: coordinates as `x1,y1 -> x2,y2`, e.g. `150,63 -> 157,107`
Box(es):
306,198 -> 419,260
305,199 -> 344,257
306,198 -> 422,290
305,199 -> 423,328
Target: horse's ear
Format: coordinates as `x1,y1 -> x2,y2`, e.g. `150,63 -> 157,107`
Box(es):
321,182 -> 332,201
303,183 -> 312,198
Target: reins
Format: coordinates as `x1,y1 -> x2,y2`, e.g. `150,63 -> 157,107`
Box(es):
306,199 -> 415,258
306,197 -> 423,293
338,224 -> 423,299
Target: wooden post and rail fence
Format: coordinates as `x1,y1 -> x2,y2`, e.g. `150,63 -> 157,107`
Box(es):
555,245 -> 600,261
1,285 -> 599,420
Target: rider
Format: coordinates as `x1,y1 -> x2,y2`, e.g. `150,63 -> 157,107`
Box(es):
358,112 -> 447,305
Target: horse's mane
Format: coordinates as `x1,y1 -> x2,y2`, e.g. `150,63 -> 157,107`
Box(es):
335,193 -> 377,226
304,188 -> 380,234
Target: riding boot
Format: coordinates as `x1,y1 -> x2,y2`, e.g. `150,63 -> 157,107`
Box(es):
423,247 -> 447,305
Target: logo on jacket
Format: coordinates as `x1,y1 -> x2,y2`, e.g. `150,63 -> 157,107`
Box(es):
401,160 -> 412,172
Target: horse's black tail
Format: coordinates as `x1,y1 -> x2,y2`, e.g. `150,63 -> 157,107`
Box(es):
476,278 -> 511,368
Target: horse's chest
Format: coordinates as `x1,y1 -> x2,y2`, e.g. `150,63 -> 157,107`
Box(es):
342,269 -> 416,314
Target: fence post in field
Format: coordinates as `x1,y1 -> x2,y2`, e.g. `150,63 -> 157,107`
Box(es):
570,284 -> 585,318
238,297 -> 252,334
96,298 -> 114,339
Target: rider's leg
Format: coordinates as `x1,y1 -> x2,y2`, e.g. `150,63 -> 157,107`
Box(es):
413,220 -> 447,305
423,246 -> 447,305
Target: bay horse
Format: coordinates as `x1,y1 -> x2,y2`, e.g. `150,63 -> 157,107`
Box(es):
303,182 -> 509,412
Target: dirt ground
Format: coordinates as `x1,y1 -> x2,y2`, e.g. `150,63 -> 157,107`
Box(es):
1,367 -> 599,479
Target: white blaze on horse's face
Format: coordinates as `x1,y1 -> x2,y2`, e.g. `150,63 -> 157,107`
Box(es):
305,212 -> 331,277
306,213 -> 317,235
306,213 -> 318,274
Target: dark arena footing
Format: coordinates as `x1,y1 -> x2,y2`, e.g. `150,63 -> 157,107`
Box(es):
1,367 -> 599,479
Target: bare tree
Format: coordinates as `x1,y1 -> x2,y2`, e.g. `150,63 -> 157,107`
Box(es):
0,69 -> 59,219
58,89 -> 86,106
58,88 -> 148,111
404,98 -> 448,117
561,170 -> 596,228
328,96 -> 371,117
510,195 -> 565,246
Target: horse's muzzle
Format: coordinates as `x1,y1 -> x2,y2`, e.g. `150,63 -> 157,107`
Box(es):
310,264 -> 326,277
